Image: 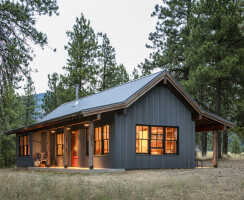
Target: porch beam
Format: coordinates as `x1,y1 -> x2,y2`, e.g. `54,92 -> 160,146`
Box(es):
64,126 -> 69,168
89,121 -> 94,169
195,125 -> 226,132
192,114 -> 202,121
213,131 -> 218,168
46,130 -> 50,167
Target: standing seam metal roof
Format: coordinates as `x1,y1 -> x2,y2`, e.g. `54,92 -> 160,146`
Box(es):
39,71 -> 163,123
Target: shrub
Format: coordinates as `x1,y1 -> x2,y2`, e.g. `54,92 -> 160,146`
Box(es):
231,135 -> 242,154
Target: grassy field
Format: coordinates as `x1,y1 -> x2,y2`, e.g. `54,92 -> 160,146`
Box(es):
0,155 -> 243,200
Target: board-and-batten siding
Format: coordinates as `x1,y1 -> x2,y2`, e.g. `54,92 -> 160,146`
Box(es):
115,84 -> 195,169
16,132 -> 33,167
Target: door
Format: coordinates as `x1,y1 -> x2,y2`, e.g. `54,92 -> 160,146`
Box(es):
72,130 -> 78,167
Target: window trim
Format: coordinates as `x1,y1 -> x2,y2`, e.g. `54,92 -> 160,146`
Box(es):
94,125 -> 109,156
19,135 -> 30,157
135,124 -> 179,155
56,133 -> 64,156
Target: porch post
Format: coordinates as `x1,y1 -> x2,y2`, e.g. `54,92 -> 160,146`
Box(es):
213,131 -> 218,168
89,121 -> 94,169
46,130 -> 51,167
64,126 -> 69,168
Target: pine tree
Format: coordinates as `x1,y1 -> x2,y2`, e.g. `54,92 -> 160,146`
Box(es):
42,73 -> 68,115
0,84 -> 23,167
23,75 -> 38,125
97,33 -> 128,90
141,0 -> 195,79
62,13 -> 98,95
185,0 -> 244,158
231,135 -> 242,154
0,0 -> 58,89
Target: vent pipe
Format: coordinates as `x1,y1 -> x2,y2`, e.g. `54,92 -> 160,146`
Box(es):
75,84 -> 79,100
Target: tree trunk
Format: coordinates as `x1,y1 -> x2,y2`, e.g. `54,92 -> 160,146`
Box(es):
215,79 -> 222,158
201,132 -> 207,156
222,130 -> 228,155
218,132 -> 222,158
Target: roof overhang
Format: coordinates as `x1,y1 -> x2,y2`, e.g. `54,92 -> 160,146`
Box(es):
5,71 -> 235,135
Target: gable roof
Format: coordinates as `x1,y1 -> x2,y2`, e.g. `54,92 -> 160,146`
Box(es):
5,70 -> 235,135
39,71 -> 163,123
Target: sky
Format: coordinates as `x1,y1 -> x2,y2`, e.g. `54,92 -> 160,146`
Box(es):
27,0 -> 162,94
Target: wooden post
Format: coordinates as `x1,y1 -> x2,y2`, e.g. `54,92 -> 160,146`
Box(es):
89,121 -> 94,169
64,126 -> 69,168
213,131 -> 218,168
46,130 -> 51,167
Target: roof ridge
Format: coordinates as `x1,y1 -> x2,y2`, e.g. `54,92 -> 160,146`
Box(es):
59,70 -> 165,107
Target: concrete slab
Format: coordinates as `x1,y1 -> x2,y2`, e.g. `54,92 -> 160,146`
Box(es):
28,167 -> 125,173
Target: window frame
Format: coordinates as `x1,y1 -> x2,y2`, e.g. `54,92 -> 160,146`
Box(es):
94,125 -> 109,156
86,128 -> 89,155
56,133 -> 64,156
135,124 -> 179,155
19,135 -> 30,157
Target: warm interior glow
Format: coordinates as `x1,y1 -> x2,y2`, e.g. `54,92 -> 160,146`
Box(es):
136,126 -> 149,153
57,133 -> 64,156
151,127 -> 163,155
165,128 -> 177,153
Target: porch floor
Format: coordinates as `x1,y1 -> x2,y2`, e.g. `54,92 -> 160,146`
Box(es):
28,167 -> 125,173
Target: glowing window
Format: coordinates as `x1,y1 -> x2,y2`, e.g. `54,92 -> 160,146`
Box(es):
136,126 -> 149,153
94,125 -> 109,155
19,135 -> 30,156
165,128 -> 178,154
136,125 -> 178,155
57,133 -> 64,156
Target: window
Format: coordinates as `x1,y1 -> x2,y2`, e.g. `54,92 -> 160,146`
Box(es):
19,135 -> 30,156
94,125 -> 109,155
151,127 -> 163,155
165,127 -> 178,154
103,125 -> 109,154
136,125 -> 178,155
57,133 -> 64,156
136,126 -> 149,154
86,128 -> 89,155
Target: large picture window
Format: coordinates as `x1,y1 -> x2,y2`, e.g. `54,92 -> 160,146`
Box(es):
136,125 -> 178,155
19,135 -> 30,156
94,125 -> 109,155
57,133 -> 64,156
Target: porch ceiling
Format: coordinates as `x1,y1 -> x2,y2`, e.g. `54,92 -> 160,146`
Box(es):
195,116 -> 227,132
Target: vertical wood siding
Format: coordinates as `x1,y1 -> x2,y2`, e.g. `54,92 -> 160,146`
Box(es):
115,84 -> 195,169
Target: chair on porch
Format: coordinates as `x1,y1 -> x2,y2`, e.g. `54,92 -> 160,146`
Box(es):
40,152 -> 46,167
195,149 -> 203,168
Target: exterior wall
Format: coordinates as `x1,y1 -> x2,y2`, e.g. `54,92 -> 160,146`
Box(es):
114,84 -> 195,169
16,132 -> 33,167
78,111 -> 115,169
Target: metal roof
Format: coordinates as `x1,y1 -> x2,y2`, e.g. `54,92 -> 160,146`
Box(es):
5,70 -> 235,135
39,71 -> 163,123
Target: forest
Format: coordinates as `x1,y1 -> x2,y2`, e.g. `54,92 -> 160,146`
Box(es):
0,0 -> 243,167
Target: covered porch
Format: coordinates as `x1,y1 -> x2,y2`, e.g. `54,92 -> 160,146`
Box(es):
31,112 -> 113,170
194,111 -> 234,168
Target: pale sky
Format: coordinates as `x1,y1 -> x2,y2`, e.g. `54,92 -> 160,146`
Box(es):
27,0 -> 162,94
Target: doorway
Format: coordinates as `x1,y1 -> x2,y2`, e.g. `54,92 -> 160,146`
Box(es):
72,130 -> 78,167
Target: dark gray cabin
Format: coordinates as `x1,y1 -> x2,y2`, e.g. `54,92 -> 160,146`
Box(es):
6,70 -> 235,169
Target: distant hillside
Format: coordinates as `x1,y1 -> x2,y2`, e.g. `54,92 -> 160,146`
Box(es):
36,93 -> 45,119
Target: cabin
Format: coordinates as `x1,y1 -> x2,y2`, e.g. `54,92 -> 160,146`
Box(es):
6,70 -> 235,170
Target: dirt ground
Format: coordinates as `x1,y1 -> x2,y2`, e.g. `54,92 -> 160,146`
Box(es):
0,155 -> 243,200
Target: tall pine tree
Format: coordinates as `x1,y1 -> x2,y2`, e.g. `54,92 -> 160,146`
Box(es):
23,75 -> 38,125
62,13 -> 98,95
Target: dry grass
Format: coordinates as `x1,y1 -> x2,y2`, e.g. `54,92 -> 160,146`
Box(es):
0,155 -> 244,200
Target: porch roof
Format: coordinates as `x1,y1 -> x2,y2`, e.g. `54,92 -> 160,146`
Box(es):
5,70 -> 235,135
